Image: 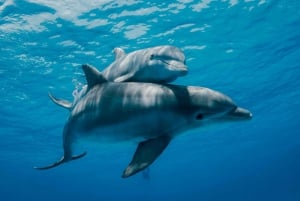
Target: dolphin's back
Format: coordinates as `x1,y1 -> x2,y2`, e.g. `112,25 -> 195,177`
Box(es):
69,82 -> 189,140
72,83 -> 176,116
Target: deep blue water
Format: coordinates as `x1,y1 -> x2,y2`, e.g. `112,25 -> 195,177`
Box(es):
1,0 -> 300,200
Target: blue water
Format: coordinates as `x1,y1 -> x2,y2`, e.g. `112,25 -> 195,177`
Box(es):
1,0 -> 300,200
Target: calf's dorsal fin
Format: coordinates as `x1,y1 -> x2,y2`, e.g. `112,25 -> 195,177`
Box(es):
113,47 -> 126,60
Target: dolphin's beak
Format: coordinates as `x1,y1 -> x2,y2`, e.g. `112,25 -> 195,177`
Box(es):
226,107 -> 252,120
168,60 -> 188,76
165,60 -> 188,76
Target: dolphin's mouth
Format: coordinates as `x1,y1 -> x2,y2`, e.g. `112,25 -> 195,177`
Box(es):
213,107 -> 252,123
163,60 -> 188,75
150,55 -> 188,75
226,107 -> 253,120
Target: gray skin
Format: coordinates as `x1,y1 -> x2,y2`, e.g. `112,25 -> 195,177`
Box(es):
48,44 -> 188,110
35,65 -> 252,178
102,45 -> 188,83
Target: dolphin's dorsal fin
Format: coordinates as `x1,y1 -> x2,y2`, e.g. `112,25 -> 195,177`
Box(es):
82,64 -> 107,90
113,47 -> 126,60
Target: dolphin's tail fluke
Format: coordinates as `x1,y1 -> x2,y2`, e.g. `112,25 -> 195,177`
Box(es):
34,152 -> 87,170
48,92 -> 73,110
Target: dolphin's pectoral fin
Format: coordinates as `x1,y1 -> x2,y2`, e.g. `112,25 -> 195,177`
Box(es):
114,73 -> 135,82
122,135 -> 171,178
34,152 -> 87,170
48,92 -> 72,110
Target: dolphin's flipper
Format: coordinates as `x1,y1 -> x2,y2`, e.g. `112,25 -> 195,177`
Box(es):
122,135 -> 171,178
113,47 -> 126,60
114,73 -> 135,82
34,152 -> 87,170
48,92 -> 72,110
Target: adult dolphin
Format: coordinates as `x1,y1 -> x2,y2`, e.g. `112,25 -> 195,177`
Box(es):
102,45 -> 188,83
35,65 -> 252,178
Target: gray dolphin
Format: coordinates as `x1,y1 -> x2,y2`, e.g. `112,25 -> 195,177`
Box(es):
102,45 -> 188,83
35,64 -> 252,178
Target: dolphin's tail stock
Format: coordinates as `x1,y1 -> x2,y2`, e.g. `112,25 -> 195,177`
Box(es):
34,152 -> 87,170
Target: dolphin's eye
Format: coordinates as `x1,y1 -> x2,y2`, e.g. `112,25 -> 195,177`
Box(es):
196,113 -> 204,120
150,54 -> 155,60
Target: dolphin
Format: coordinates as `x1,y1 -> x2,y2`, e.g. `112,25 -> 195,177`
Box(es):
102,45 -> 188,83
35,64 -> 252,178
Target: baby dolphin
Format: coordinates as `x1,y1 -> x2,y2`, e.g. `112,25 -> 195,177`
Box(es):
35,64 -> 252,178
102,45 -> 188,83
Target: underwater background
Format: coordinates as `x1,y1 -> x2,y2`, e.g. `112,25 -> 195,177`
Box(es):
1,0 -> 300,200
